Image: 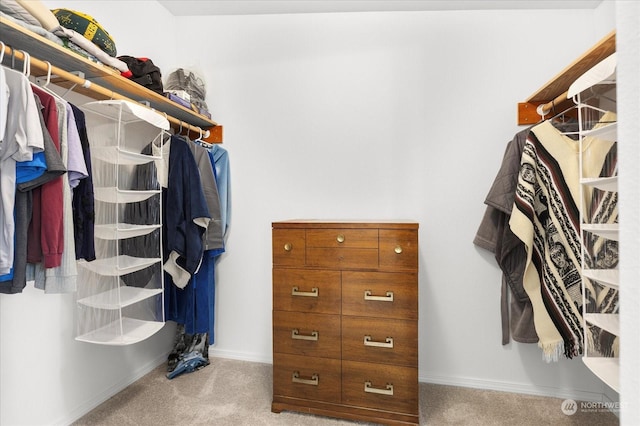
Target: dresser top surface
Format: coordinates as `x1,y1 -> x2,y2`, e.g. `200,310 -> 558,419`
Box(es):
272,220 -> 419,229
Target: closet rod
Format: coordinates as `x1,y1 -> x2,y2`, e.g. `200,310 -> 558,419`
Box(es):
1,44 -> 210,138
536,90 -> 570,119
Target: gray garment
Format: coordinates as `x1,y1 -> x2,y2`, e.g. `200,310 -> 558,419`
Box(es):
186,138 -> 224,251
474,127 -> 537,345
0,191 -> 31,293
17,96 -> 66,192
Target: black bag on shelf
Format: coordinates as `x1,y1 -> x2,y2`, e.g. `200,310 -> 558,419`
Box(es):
118,56 -> 164,95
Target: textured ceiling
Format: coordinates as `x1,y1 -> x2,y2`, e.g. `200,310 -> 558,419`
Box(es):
157,0 -> 604,16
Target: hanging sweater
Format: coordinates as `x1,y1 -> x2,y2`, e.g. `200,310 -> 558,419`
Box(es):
27,86 -> 64,268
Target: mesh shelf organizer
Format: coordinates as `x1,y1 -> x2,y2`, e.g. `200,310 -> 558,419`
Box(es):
75,100 -> 169,345
572,54 -> 620,392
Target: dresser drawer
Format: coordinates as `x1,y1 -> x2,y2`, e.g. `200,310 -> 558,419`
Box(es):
273,269 -> 341,315
273,229 -> 305,267
273,311 -> 341,359
379,229 -> 418,271
306,229 -> 378,249
342,360 -> 418,415
342,271 -> 418,320
306,247 -> 378,270
273,353 -> 341,404
342,316 -> 418,367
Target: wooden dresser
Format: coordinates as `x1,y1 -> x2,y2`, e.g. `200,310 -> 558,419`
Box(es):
271,220 -> 419,425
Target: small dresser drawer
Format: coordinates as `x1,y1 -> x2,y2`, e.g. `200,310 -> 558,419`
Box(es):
342,316 -> 418,367
379,229 -> 418,271
306,247 -> 378,270
273,229 -> 305,267
342,360 -> 418,415
273,311 -> 341,359
273,353 -> 341,404
342,271 -> 418,320
273,269 -> 341,315
306,229 -> 378,249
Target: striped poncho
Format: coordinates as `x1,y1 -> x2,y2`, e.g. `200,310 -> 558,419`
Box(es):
509,113 -> 616,361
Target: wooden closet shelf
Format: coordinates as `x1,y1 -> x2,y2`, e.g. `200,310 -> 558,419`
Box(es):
518,30 -> 616,125
0,17 -> 222,143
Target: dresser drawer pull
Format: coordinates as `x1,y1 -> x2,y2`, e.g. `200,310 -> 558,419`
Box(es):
291,286 -> 319,297
284,243 -> 293,251
336,234 -> 345,243
363,335 -> 394,348
292,372 -> 319,386
291,329 -> 319,341
394,245 -> 403,254
364,290 -> 394,302
364,381 -> 394,396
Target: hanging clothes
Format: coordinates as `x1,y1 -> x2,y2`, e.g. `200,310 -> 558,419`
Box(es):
1,73 -> 89,294
509,113 -> 617,361
1,93 -> 66,293
179,138 -> 223,339
209,144 -> 231,242
474,127 -> 538,345
161,135 -> 210,372
25,84 -> 63,269
0,66 -> 44,275
34,100 -> 85,294
206,144 -> 231,344
162,135 -> 210,288
161,134 -> 210,315
187,138 -> 223,252
70,103 -> 95,261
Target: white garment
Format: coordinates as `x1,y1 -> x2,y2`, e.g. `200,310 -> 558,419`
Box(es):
0,68 -> 44,274
0,67 -> 9,146
153,139 -> 171,189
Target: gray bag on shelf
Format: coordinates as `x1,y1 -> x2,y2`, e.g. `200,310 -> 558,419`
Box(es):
165,68 -> 208,111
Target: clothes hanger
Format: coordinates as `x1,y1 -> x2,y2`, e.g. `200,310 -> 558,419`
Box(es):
193,127 -> 211,148
537,97 -> 581,137
21,50 -> 30,77
34,60 -> 70,105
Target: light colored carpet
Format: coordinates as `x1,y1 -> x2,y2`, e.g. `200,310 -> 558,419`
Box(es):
72,357 -> 619,425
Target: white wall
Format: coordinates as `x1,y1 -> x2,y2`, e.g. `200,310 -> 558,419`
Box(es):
1,1 -> 628,425
188,6 -> 617,398
616,1 -> 640,424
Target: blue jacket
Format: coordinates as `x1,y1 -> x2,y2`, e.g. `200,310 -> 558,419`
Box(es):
163,135 -> 210,288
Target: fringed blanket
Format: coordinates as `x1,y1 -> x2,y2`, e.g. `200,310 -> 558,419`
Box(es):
509,113 -> 616,361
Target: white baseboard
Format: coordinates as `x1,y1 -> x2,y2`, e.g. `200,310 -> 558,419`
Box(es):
419,373 -> 609,403
209,347 -> 272,364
